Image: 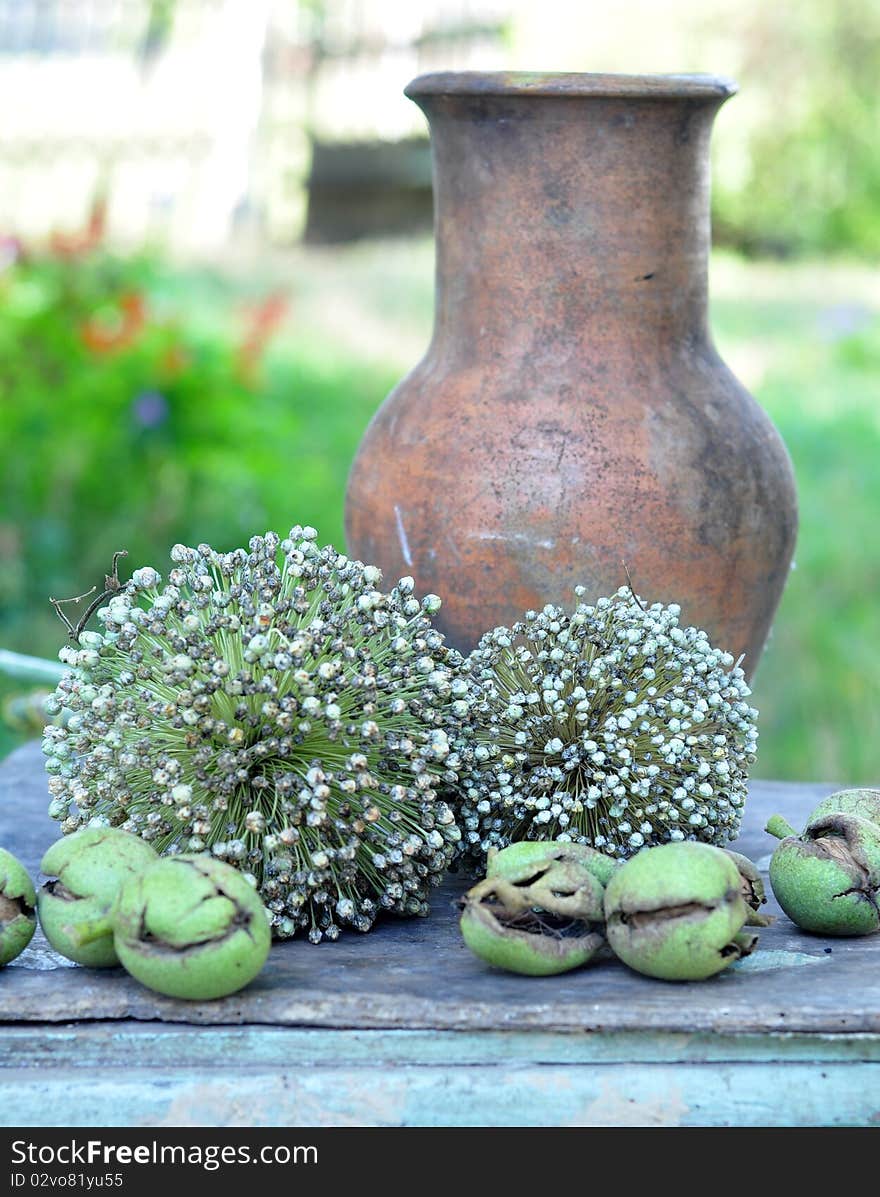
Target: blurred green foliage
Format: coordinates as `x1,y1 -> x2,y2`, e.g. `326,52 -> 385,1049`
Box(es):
706,260 -> 880,785
516,0 -> 880,258
0,239 -> 394,657
0,237 -> 397,759
710,0 -> 880,257
1,239 -> 878,790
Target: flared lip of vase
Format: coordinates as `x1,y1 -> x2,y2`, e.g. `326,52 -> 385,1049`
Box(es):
405,70 -> 738,102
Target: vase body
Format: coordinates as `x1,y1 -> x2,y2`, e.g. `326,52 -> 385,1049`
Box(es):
345,72 -> 798,675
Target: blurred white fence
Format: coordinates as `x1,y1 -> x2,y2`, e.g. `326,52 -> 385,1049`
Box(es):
0,0 -> 269,252
0,0 -> 509,253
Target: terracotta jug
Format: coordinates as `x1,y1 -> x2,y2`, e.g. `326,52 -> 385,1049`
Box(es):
345,72 -> 797,675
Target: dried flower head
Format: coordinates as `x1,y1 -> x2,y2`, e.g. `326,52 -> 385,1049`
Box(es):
42,529 -> 463,941
454,586 -> 758,870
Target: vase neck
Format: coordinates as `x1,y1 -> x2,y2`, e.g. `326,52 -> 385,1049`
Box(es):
413,85 -> 729,359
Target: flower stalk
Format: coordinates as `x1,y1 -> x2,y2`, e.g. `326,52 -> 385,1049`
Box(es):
42,528 -> 466,942
454,586 -> 758,869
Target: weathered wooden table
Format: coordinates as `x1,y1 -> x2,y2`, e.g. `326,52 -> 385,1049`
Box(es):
2,742 -> 879,1127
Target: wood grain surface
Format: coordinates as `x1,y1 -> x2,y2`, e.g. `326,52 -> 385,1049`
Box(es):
2,742 -> 872,1035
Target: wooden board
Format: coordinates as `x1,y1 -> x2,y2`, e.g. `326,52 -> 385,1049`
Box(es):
0,742 -> 862,1033
2,741 -> 880,1126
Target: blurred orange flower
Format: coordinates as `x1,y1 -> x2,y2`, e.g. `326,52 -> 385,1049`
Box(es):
80,291 -> 148,355
49,195 -> 107,258
237,291 -> 289,382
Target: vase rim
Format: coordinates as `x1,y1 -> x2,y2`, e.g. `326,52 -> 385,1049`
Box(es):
405,70 -> 738,101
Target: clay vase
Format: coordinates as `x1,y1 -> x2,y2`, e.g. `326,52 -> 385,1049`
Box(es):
345,72 -> 797,675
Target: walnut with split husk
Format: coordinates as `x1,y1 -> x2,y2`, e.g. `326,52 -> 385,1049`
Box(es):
723,848 -> 773,927
111,854 -> 271,999
805,789 -> 880,829
604,841 -> 756,980
0,847 -> 37,965
766,812 -> 880,936
486,839 -> 619,888
459,847 -> 606,976
38,827 -> 157,966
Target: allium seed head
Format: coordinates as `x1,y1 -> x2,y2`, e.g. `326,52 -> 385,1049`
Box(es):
453,587 -> 758,869
43,529 -> 466,941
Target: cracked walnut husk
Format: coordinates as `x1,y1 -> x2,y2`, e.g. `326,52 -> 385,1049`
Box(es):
486,839 -> 619,888
767,812 -> 880,936
112,855 -> 271,999
604,841 -> 755,980
723,848 -> 773,927
38,827 -> 158,967
805,788 -> 880,829
0,847 -> 37,965
459,847 -> 606,976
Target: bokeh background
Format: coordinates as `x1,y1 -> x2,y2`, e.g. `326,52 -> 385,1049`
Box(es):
1,0 -> 878,784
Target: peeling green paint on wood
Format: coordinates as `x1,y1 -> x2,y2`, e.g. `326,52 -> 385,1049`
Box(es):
4,1025 -> 880,1068
4,1061 -> 880,1127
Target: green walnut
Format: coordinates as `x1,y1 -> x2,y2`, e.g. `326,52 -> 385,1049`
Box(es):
38,827 -> 158,967
486,840 -> 620,888
766,812 -> 880,936
723,848 -> 773,927
604,842 -> 756,981
806,789 -> 880,829
461,846 -> 606,976
0,847 -> 37,965
111,855 -> 271,1000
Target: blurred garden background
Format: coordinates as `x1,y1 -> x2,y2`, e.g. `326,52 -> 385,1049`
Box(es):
1,0 -> 878,785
